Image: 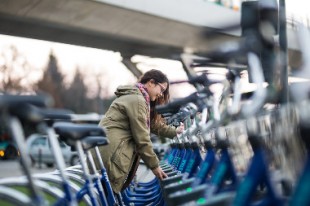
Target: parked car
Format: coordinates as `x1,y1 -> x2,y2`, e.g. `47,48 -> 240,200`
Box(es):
0,140 -> 19,160
0,126 -> 19,160
26,134 -> 79,167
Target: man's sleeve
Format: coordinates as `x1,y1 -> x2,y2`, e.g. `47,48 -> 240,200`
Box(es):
151,121 -> 177,139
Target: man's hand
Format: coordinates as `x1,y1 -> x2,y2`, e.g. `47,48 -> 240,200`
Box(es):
152,167 -> 168,180
176,122 -> 184,134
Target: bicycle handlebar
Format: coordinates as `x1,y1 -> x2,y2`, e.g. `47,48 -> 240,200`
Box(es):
155,92 -> 200,114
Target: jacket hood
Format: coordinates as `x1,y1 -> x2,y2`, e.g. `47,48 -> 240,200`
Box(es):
114,85 -> 141,97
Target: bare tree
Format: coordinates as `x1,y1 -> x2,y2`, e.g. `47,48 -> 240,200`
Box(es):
0,45 -> 35,94
94,70 -> 112,114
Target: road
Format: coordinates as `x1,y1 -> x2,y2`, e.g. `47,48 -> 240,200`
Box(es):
0,159 -> 57,179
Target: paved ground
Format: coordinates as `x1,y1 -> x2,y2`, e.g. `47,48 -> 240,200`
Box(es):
135,163 -> 155,183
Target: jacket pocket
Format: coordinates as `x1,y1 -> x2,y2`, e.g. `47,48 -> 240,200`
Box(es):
111,139 -> 134,174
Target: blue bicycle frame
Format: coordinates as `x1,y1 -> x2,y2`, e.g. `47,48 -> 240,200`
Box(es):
232,134 -> 283,206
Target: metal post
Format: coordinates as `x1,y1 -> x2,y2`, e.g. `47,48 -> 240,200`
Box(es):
38,148 -> 42,169
279,0 -> 289,103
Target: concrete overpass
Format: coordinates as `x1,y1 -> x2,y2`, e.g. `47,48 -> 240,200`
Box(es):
0,0 -> 303,71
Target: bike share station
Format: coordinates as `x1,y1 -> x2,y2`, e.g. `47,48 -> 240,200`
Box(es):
0,0 -> 310,205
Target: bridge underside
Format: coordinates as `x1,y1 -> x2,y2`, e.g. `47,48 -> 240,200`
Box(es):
0,0 -> 302,70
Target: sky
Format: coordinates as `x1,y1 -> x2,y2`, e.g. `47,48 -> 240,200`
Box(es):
0,35 -> 193,98
285,0 -> 310,21
0,0 -> 308,98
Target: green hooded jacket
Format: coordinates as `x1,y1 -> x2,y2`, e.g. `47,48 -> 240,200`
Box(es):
91,85 -> 176,193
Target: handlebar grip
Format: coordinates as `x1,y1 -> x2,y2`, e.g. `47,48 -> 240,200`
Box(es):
188,73 -> 221,86
155,92 -> 198,114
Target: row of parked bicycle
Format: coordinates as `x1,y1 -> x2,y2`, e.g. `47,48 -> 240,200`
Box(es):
2,1 -> 310,205
1,61 -> 310,206
121,1 -> 310,204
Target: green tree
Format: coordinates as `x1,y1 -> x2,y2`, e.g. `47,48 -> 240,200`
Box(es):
36,50 -> 115,114
64,68 -> 93,113
36,51 -> 66,108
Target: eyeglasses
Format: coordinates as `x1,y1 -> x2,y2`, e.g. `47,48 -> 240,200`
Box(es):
157,82 -> 166,94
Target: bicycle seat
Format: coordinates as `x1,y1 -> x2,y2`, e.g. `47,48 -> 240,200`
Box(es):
42,108 -> 73,118
0,94 -> 53,109
53,122 -> 106,143
81,136 -> 109,151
